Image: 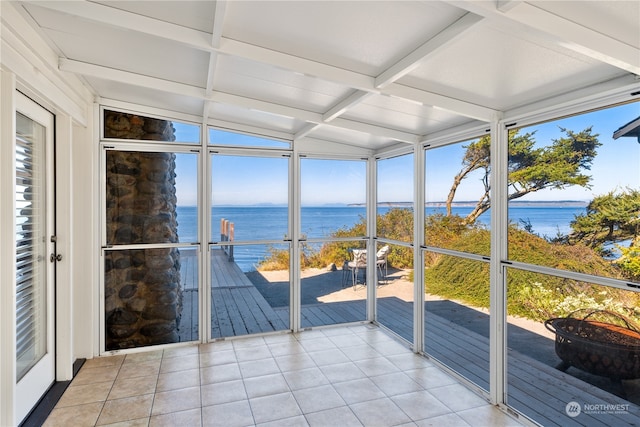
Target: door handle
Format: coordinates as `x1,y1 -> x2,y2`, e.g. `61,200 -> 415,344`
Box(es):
50,253 -> 62,262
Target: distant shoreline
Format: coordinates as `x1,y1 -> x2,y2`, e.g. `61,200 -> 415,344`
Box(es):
185,200 -> 589,208
349,200 -> 589,208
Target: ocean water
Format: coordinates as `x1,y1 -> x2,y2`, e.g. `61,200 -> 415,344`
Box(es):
175,205 -> 585,271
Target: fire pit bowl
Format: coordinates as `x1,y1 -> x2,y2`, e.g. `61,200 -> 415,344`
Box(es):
545,309 -> 640,380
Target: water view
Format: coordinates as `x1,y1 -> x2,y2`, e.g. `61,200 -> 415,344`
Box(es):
175,204 -> 587,271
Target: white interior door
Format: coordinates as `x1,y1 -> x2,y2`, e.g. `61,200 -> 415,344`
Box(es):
15,92 -> 56,424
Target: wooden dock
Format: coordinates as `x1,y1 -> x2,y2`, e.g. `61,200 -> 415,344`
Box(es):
176,251 -> 640,426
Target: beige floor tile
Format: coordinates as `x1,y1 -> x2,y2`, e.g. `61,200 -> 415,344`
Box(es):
385,352 -> 434,371
234,345 -> 272,362
238,358 -> 280,378
299,337 -> 337,352
55,381 -> 113,408
292,384 -> 345,413
370,371 -> 423,396
319,361 -> 367,383
333,377 -> 386,404
304,406 -> 362,427
308,348 -> 350,366
244,373 -> 290,398
256,415 -> 308,427
123,350 -> 163,364
200,362 -> 241,385
117,359 -> 161,380
162,345 -> 199,359
109,375 -> 157,400
202,400 -> 254,427
391,390 -> 452,421
201,379 -> 247,406
282,367 -> 329,391
159,353 -> 199,373
72,365 -> 120,386
267,341 -> 305,357
43,402 -> 104,427
262,333 -> 297,345
97,395 -> 154,425
355,356 -> 400,377
149,408 -> 202,427
199,340 -> 233,354
457,404 -> 523,427
151,386 -> 201,416
274,353 -> 316,372
82,355 -> 125,369
340,344 -> 382,362
414,412 -> 470,427
199,349 -> 236,367
405,366 -> 458,389
232,336 -> 266,349
249,392 -> 302,424
431,383 -> 489,412
327,333 -> 366,348
349,397 -> 412,426
156,368 -> 200,392
98,418 -> 149,427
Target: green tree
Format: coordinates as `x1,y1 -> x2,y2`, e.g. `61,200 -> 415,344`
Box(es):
570,189 -> 640,248
447,127 -> 601,223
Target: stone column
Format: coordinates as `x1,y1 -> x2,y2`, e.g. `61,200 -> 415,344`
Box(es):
104,111 -> 183,350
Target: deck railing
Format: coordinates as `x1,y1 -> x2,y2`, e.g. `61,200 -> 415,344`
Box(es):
220,218 -> 234,261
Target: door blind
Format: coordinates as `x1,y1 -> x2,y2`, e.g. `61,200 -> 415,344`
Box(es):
15,113 -> 47,381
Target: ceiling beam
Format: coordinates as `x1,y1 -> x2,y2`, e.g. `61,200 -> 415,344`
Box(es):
322,90 -> 373,122
59,60 -> 419,143
454,0 -> 640,75
294,123 -> 321,140
59,58 -> 206,98
29,0 -> 494,121
329,118 -> 419,144
374,12 -> 483,89
383,82 -> 494,122
27,0 -> 212,51
204,1 -> 227,121
219,38 -> 495,121
495,0 -> 522,13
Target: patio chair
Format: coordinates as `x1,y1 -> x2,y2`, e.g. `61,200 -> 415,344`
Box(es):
376,245 -> 390,284
347,249 -> 367,289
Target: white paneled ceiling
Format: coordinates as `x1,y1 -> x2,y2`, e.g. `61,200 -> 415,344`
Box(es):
12,0 -> 640,150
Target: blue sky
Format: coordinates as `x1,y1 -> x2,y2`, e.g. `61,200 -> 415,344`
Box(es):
174,101 -> 639,206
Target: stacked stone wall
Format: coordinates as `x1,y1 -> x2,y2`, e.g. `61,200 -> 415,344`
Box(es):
104,111 -> 182,350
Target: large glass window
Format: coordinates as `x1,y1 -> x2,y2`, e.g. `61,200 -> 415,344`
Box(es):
376,242 -> 414,342
299,158 -> 368,328
209,128 -> 290,149
106,151 -> 198,245
210,243 -> 290,338
104,148 -> 199,351
507,102 -> 640,283
211,154 -> 289,242
377,154 -> 414,242
210,153 -> 290,338
377,154 -> 414,341
506,268 -> 640,424
425,138 -> 491,257
104,109 -> 200,144
423,139 -> 491,390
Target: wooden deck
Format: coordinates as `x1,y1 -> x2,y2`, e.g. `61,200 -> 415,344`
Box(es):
176,251 -> 640,426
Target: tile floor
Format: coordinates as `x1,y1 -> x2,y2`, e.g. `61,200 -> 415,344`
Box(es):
43,324 -> 524,427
